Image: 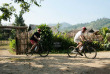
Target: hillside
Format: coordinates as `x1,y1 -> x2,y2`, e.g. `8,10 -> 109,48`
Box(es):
47,22 -> 72,32
48,18 -> 110,32
62,18 -> 110,32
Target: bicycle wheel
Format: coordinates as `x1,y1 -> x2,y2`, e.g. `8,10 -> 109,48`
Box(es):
67,46 -> 77,58
84,46 -> 97,59
25,49 -> 33,56
38,44 -> 49,57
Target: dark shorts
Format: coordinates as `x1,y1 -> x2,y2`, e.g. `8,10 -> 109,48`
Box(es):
30,40 -> 38,45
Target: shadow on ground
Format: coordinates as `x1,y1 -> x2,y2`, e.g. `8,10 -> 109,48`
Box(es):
0,54 -> 110,74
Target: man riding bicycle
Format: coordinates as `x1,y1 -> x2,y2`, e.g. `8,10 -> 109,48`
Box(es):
28,28 -> 41,53
72,27 -> 87,55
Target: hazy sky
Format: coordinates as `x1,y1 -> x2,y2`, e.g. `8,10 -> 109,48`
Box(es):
0,0 -> 110,25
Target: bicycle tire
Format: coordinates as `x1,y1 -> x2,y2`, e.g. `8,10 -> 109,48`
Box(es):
67,46 -> 77,58
26,52 -> 33,56
84,46 -> 97,59
25,49 -> 33,56
38,44 -> 49,57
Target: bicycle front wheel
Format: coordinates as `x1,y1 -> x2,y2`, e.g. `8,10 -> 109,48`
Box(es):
84,46 -> 97,59
25,50 -> 33,56
38,45 -> 49,57
67,46 -> 77,58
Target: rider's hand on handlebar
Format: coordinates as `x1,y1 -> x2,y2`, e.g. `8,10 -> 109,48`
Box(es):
37,38 -> 41,41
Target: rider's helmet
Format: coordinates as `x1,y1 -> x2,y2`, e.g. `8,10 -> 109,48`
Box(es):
37,28 -> 41,32
82,27 -> 87,31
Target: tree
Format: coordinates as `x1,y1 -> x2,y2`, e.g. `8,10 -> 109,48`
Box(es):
14,11 -> 25,26
54,23 -> 61,33
0,0 -> 41,25
0,3 -> 16,25
11,0 -> 40,13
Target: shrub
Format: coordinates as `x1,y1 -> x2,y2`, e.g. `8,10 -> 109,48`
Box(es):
92,41 -> 104,51
35,24 -> 54,50
103,42 -> 110,51
52,33 -> 76,53
99,27 -> 110,43
9,39 -> 16,52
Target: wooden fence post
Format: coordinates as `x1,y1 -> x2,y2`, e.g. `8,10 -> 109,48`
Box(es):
15,37 -> 18,55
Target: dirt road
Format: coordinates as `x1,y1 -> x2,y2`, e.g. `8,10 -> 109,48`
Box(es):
0,49 -> 110,74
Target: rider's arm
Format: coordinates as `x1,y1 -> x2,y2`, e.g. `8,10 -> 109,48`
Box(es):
34,35 -> 40,41
80,35 -> 87,41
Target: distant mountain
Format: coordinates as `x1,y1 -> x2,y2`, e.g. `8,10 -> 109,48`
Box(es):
48,22 -> 71,27
48,18 -> 110,32
48,22 -> 72,32
62,18 -> 110,32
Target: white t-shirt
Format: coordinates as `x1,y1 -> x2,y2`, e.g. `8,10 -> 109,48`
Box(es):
74,31 -> 83,42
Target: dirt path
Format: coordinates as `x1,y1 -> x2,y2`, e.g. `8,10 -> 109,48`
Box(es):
0,49 -> 110,74
0,49 -> 12,56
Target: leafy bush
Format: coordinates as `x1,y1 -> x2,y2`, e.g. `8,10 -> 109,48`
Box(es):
35,24 -> 54,50
52,33 -> 76,53
9,39 -> 16,52
103,42 -> 110,51
99,27 -> 110,43
92,41 -> 104,51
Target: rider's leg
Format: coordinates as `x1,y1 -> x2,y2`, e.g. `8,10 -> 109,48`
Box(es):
76,42 -> 83,56
76,42 -> 83,49
30,43 -> 37,51
29,40 -> 37,52
35,43 -> 39,52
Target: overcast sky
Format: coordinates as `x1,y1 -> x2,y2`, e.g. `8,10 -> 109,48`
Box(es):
0,0 -> 110,26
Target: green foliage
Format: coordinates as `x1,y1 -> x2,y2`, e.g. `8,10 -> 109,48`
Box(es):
99,27 -> 109,38
0,0 -> 40,25
10,29 -> 16,39
0,3 -> 16,22
103,42 -> 110,51
14,0 -> 40,13
9,39 -> 16,52
20,2 -> 30,13
92,41 -> 104,51
13,11 -> 25,26
99,27 -> 110,43
52,33 -> 76,53
56,23 -> 61,33
36,24 -> 53,50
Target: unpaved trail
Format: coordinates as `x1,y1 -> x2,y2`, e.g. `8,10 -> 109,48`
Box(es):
0,49 -> 110,74
0,48 -> 12,56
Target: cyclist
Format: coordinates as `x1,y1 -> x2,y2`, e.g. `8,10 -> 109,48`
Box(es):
72,27 -> 87,55
28,28 -> 41,53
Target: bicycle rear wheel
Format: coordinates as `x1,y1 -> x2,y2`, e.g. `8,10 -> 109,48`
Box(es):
84,46 -> 97,59
38,44 -> 49,57
67,46 -> 77,58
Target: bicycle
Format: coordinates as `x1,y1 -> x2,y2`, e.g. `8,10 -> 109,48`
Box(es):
25,40 -> 49,57
67,41 -> 97,59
